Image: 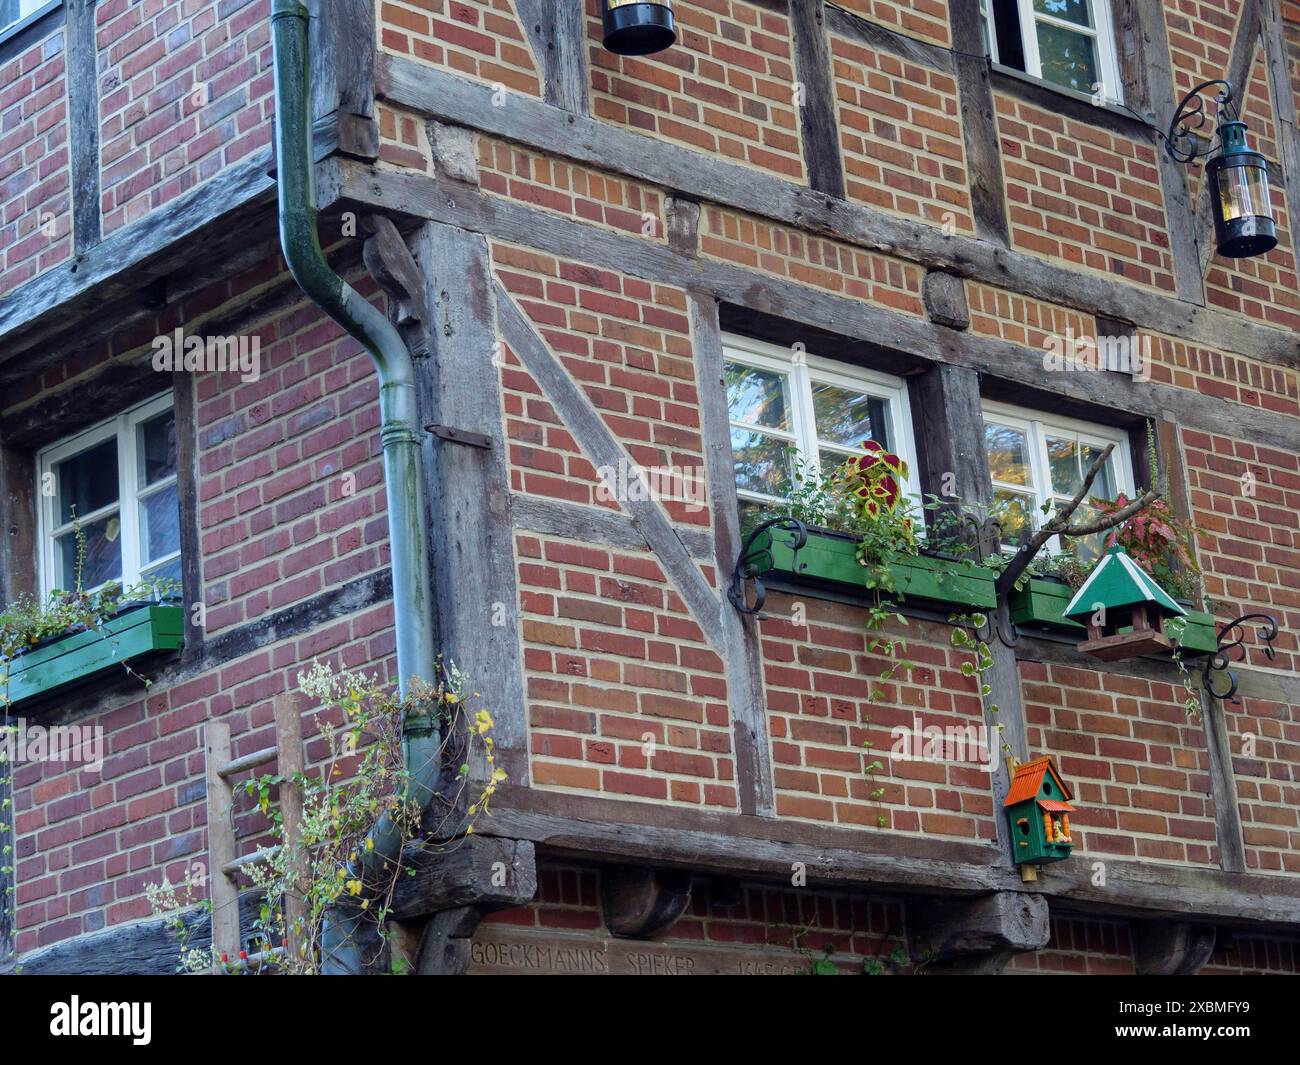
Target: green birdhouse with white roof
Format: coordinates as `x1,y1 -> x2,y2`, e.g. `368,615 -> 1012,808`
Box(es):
1063,545 -> 1186,661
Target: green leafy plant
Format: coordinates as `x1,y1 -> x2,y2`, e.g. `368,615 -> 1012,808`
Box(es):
151,659 -> 504,975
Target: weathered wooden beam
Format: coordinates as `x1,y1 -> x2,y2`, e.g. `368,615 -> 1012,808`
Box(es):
414,905 -> 484,975
516,0 -> 589,115
495,281 -> 727,655
789,0 -> 845,198
485,789 -> 1300,928
0,117 -> 337,359
373,56 -> 1298,366
512,494 -> 714,561
0,437 -> 36,606
949,0 -> 1010,245
921,269 -> 970,329
1261,0 -> 1300,263
1132,921 -> 1217,974
388,836 -> 537,920
328,161 -> 1300,451
65,0 -> 100,254
1201,689 -> 1249,873
690,291 -> 775,818
601,866 -> 693,939
405,222 -> 528,774
822,2 -> 954,73
908,892 -> 1051,973
362,214 -> 428,325
1119,0 -> 1206,301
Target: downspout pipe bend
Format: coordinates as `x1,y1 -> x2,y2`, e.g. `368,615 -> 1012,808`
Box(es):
272,0 -> 440,974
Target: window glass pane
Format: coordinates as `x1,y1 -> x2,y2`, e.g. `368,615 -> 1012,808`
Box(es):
992,491 -> 1034,546
725,362 -> 789,430
56,438 -> 119,525
56,513 -> 122,590
141,555 -> 183,590
810,382 -> 890,451
139,483 -> 180,565
985,422 -> 1033,487
1036,22 -> 1098,93
1046,437 -> 1115,499
818,449 -> 857,479
1033,0 -> 1092,28
138,411 -> 177,485
731,429 -> 793,499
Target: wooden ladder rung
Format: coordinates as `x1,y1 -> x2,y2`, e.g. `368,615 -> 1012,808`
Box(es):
222,845 -> 281,878
204,693 -> 309,972
219,745 -> 279,778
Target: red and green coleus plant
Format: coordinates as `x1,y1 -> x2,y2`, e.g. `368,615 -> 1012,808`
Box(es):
1092,494 -> 1202,603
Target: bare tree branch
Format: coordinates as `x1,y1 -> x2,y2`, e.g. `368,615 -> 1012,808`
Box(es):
994,443 -> 1162,596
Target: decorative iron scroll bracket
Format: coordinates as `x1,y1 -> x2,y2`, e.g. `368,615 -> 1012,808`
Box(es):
1163,79 -> 1235,163
727,517 -> 807,616
1201,612 -> 1278,703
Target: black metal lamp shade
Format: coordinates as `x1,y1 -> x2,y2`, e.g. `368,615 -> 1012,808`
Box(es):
1207,120 -> 1278,259
601,0 -> 676,56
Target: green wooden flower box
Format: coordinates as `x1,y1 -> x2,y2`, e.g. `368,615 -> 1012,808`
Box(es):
3,604 -> 185,707
1008,577 -> 1218,654
750,526 -> 997,611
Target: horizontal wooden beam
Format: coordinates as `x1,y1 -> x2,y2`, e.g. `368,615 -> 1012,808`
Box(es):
389,836 -> 537,920
325,159 -> 1300,452
486,789 -> 1300,929
0,116 -> 339,362
375,55 -> 1297,368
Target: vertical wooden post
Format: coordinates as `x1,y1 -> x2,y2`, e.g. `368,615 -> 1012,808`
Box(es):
204,719 -> 240,970
273,694 -> 308,968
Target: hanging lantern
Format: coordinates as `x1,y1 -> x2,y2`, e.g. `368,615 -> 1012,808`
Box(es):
1164,79 -> 1277,260
1206,118 -> 1277,259
601,1 -> 676,57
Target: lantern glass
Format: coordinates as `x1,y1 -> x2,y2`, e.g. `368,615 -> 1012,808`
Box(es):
1208,152 -> 1278,258
601,1 -> 676,56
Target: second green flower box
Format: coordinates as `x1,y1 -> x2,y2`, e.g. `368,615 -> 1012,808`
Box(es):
750,526 -> 997,611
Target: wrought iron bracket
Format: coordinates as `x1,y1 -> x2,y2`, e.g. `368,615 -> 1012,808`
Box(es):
727,517 -> 807,616
1201,612 -> 1278,703
1163,79 -> 1236,163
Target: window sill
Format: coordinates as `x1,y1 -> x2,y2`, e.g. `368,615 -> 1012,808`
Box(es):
3,602 -> 184,708
989,64 -> 1153,140
0,1 -> 63,57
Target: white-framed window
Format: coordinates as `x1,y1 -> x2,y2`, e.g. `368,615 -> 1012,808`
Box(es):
982,400 -> 1134,554
723,335 -> 918,525
2,0 -> 49,35
37,394 -> 181,596
983,0 -> 1123,104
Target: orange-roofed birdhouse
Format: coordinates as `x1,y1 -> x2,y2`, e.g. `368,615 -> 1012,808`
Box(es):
1004,755 -> 1074,868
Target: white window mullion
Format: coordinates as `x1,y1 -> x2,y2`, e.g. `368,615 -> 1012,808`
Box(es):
118,411 -> 142,587
1016,0 -> 1044,80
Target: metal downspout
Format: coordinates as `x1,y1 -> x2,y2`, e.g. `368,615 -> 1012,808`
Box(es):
271,0 -> 439,974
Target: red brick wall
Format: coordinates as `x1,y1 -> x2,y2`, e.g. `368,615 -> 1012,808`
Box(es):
516,533 -> 735,808
195,278 -> 391,636
830,32 -> 972,233
1225,692 -> 1300,873
3,261 -> 404,953
96,0 -> 274,234
1009,914 -> 1136,974
833,0 -> 950,47
11,610 -> 395,953
1202,53 -> 1300,333
1143,331 -> 1300,417
478,136 -> 669,240
1181,428 -> 1299,676
700,205 -> 925,314
996,94 -> 1175,292
378,0 -> 541,96
493,241 -> 707,527
1164,0 -> 1243,102
475,862 -> 910,974
1019,662 -> 1218,866
586,0 -> 805,181
0,29 -> 71,297
761,594 -> 997,840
